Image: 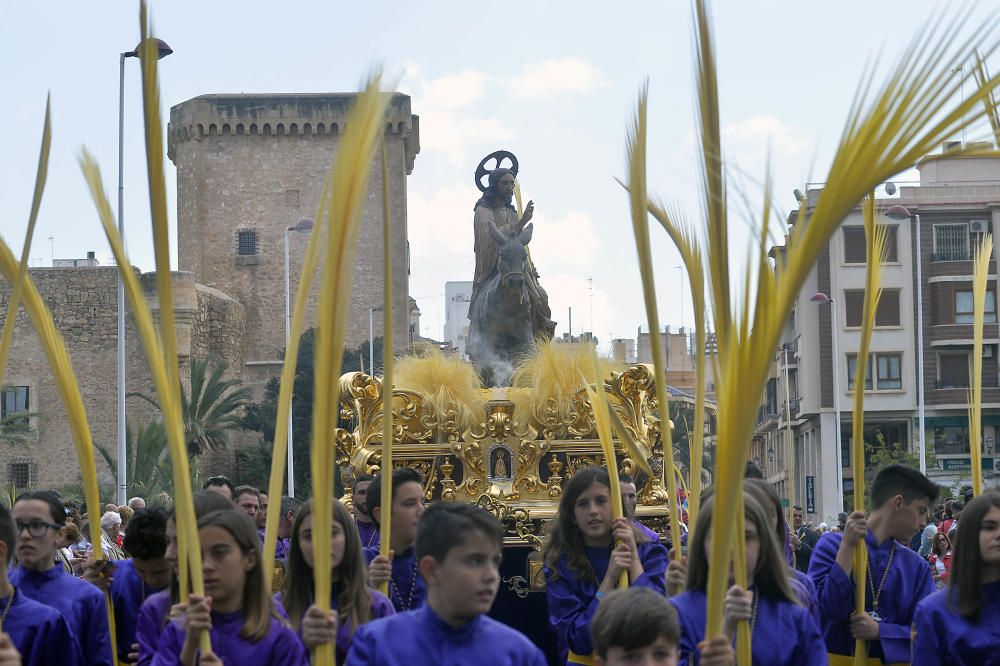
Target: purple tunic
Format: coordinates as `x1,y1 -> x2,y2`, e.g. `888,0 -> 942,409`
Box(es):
790,567 -> 821,628
257,528 -> 290,560
808,530 -> 935,663
274,584 -> 395,662
912,581 -> 1000,666
355,519 -> 379,550
346,604 -> 546,666
135,590 -> 173,666
544,541 -> 669,662
151,609 -> 308,666
10,564 -> 113,666
3,586 -> 84,666
632,519 -> 661,543
108,559 -> 168,663
363,545 -> 427,612
668,588 -> 826,666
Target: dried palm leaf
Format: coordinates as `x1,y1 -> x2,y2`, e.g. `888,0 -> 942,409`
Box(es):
969,233 -> 993,496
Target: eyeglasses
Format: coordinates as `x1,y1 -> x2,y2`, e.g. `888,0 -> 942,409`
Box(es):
15,520 -> 62,537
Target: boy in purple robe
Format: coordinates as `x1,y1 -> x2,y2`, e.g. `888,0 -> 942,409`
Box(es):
590,588 -> 681,665
10,490 -> 113,666
347,502 -> 546,665
363,467 -> 427,611
808,464 -> 938,664
92,508 -> 171,663
911,491 -> 1000,665
0,503 -> 83,666
152,510 -> 307,666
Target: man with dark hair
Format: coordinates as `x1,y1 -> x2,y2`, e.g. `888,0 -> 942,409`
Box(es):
11,490 -> 112,665
744,460 -> 764,479
261,495 -> 301,561
365,467 -> 426,612
203,475 -> 236,501
348,502 -> 545,665
0,502 -> 82,665
590,588 -> 682,666
619,475 -> 660,543
233,485 -> 261,520
808,464 -> 940,664
85,507 -> 171,664
791,505 -> 817,572
352,474 -> 378,549
256,492 -> 269,530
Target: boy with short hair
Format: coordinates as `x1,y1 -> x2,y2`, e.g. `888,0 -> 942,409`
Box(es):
2,496 -> 86,665
347,502 -> 545,665
4,490 -> 103,666
364,467 -> 427,611
808,464 -> 940,664
352,474 -> 378,549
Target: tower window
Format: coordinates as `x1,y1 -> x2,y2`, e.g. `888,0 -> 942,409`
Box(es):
237,229 -> 258,256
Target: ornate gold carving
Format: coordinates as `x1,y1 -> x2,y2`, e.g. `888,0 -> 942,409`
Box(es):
335,364 -> 673,544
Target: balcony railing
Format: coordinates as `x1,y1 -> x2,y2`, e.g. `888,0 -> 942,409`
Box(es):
932,249 -> 972,262
935,377 -> 1000,389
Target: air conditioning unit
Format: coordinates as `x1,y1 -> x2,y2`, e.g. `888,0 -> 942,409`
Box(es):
970,219 -> 989,234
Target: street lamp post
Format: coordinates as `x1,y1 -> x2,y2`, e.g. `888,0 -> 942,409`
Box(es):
369,306 -> 383,375
117,37 -> 172,505
283,218 -> 314,498
810,292 -> 844,511
887,204 -> 927,475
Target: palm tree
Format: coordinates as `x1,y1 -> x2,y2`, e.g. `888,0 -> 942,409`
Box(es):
0,410 -> 34,450
96,420 -> 172,499
132,358 -> 251,459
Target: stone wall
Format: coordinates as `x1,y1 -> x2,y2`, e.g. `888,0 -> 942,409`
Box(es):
0,266 -> 245,491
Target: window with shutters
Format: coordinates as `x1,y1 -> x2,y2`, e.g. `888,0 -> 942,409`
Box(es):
843,226 -> 898,264
844,289 -> 902,327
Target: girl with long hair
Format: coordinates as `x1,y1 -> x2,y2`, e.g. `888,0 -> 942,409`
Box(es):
542,466 -> 669,665
912,491 -> 1000,665
151,510 -> 306,666
135,491 -> 233,666
278,499 -> 394,662
744,479 -> 820,624
669,493 -> 825,665
928,531 -> 953,587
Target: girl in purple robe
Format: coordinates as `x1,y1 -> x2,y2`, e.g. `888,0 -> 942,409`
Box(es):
278,499 -> 394,662
912,491 -> 1000,665
744,480 -> 820,626
135,491 -> 233,666
152,509 -> 307,666
542,466 -> 669,665
669,493 -> 826,666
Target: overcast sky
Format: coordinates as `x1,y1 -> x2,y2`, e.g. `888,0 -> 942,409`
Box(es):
1,1 -> 997,349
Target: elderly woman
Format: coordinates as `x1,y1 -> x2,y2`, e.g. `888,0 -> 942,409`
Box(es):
100,510 -> 127,560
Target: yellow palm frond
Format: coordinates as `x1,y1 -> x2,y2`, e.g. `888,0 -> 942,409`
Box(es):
691,0 -> 1000,646
625,82 -> 683,557
973,51 -> 1000,148
648,200 -> 708,523
970,233 -> 993,496
0,95 -> 50,380
379,136 -> 395,599
309,73 -> 389,666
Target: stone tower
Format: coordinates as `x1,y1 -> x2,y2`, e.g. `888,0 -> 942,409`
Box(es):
168,93 -> 419,391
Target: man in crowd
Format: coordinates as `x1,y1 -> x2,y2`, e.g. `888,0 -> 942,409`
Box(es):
234,485 -> 261,522
257,492 -> 269,530
203,475 -> 236,501
352,474 -> 379,549
620,474 -> 659,543
790,505 -> 817,572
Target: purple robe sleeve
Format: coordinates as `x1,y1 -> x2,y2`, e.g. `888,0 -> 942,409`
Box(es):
136,593 -> 172,666
806,531 -> 854,632
668,592 -> 704,666
544,564 -> 602,656
79,584 -> 114,666
910,594 -> 942,666
345,623 -> 377,666
633,542 -> 668,593
877,555 -> 935,664
150,621 -> 184,666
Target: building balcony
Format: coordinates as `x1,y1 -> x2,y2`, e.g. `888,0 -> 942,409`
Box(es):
932,250 -> 972,262
935,377 -> 1000,390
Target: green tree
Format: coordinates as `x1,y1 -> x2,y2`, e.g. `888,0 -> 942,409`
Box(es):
133,358 -> 251,458
0,410 -> 34,450
95,420 -> 172,499
670,400 -> 714,487
242,328 -> 374,496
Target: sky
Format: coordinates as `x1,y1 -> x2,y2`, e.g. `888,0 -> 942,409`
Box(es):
1,0 -> 997,350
